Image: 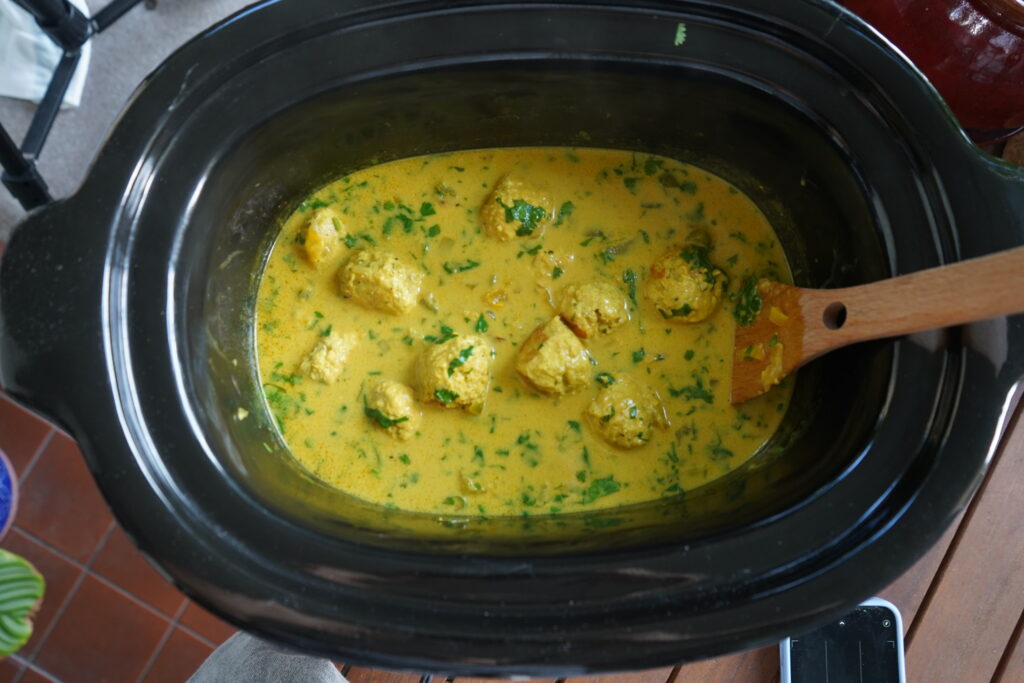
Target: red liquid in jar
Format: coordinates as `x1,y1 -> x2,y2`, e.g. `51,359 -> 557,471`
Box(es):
842,0 -> 1024,133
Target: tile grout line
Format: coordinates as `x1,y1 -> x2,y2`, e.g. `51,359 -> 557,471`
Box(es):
12,523 -> 218,645
174,619 -> 222,650
12,525 -> 191,621
21,520 -> 117,671
16,428 -> 56,484
8,652 -> 29,683
134,591 -> 194,682
9,527 -> 91,572
19,660 -> 62,683
133,619 -> 177,683
87,570 -> 186,622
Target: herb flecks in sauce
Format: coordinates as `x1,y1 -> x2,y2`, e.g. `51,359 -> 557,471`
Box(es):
256,147 -> 792,516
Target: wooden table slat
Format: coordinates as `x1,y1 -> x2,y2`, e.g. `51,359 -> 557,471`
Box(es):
995,610 -> 1024,682
905,410 -> 1024,683
674,648 -> 778,683
879,509 -> 964,633
343,667 -> 424,683
561,665 -> 677,683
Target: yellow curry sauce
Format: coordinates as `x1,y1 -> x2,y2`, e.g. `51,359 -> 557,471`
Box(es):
256,148 -> 792,516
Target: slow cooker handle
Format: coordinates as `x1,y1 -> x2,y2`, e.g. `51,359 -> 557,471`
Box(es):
959,154 -> 1024,257
959,153 -> 1024,394
0,195 -> 108,433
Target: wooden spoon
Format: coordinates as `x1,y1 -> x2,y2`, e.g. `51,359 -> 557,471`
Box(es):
730,246 -> 1024,404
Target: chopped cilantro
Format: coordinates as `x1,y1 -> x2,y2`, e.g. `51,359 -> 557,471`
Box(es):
434,388 -> 459,404
581,476 -> 621,504
567,420 -> 581,433
595,372 -> 616,387
447,346 -> 474,376
443,259 -> 481,274
427,224 -> 441,237
299,198 -> 330,212
733,276 -> 763,326
517,243 -> 543,258
364,405 -> 410,429
420,202 -> 436,217
664,303 -> 693,319
551,266 -> 564,279
670,373 -> 714,403
554,201 -> 575,226
623,177 -> 641,193
424,324 -> 457,344
475,314 -> 489,333
708,437 -> 734,461
497,198 -> 546,236
623,269 -> 639,307
384,214 -> 414,235
632,348 -> 645,363
680,245 -> 716,283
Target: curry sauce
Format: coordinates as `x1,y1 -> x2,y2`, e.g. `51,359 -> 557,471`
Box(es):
255,147 -> 792,516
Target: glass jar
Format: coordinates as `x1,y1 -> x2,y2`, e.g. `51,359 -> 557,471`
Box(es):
842,0 -> 1024,141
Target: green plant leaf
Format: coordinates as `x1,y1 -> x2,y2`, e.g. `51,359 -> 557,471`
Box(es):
0,550 -> 44,656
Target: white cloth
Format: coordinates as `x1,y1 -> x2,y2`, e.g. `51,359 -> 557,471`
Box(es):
0,0 -> 91,107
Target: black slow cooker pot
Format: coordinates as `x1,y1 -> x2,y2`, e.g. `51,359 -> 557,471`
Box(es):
2,0 -> 1024,676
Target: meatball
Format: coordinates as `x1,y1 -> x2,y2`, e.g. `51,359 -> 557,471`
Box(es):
646,245 -> 726,323
298,331 -> 359,384
479,175 -> 552,241
338,248 -> 423,315
586,377 -> 669,449
300,207 -> 344,265
416,334 -> 493,413
515,317 -> 591,396
364,378 -> 421,440
558,282 -> 630,339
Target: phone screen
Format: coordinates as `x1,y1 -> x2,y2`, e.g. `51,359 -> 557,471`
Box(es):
787,605 -> 902,683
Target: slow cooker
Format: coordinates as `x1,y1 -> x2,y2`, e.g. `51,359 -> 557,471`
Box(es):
2,0 -> 1023,675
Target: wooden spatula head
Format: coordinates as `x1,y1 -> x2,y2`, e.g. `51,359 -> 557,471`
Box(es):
730,280 -> 807,404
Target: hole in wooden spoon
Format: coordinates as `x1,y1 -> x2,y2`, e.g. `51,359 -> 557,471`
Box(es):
823,302 -> 847,330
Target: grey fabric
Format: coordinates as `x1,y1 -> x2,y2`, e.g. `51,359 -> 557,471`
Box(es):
0,0 -> 253,239
189,632 -> 348,683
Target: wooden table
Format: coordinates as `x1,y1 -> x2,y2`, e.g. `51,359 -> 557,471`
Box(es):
337,403 -> 1024,683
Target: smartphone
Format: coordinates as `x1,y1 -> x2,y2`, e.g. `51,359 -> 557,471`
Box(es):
780,597 -> 906,683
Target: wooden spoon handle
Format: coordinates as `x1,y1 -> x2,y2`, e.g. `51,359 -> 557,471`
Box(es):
801,246 -> 1024,359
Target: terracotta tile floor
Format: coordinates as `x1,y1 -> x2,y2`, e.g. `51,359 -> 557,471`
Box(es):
0,392 -> 236,683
